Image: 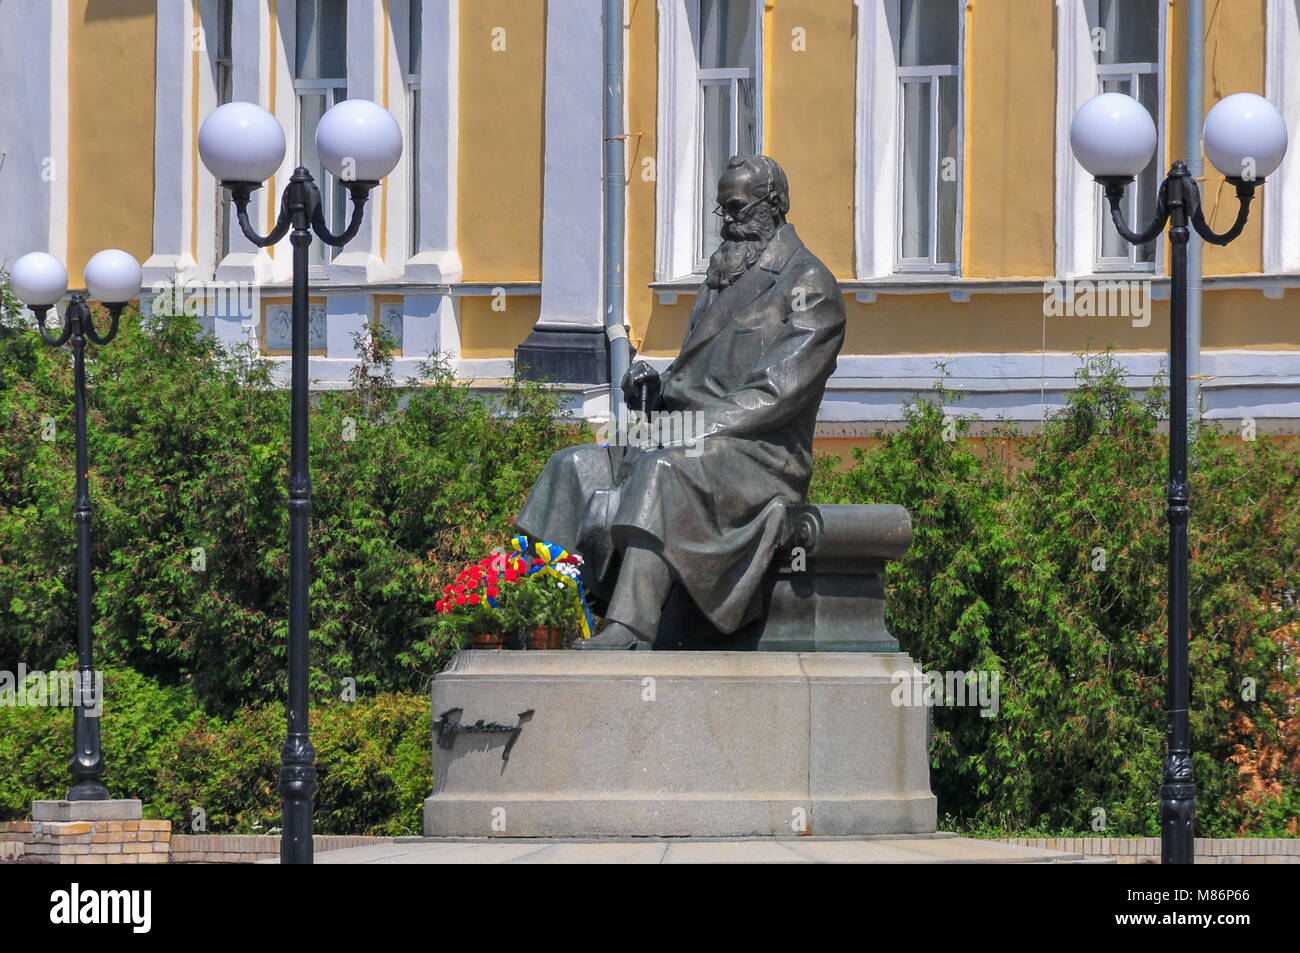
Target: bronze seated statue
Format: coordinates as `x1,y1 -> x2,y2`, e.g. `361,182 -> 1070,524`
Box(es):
516,154 -> 906,650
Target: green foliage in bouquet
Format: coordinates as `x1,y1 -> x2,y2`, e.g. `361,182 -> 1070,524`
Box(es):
495,567 -> 583,635
428,547 -> 588,647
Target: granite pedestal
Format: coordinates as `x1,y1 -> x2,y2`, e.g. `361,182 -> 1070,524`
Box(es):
423,650 -> 937,838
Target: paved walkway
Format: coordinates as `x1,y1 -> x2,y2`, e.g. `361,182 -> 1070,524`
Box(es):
300,833 -> 1105,864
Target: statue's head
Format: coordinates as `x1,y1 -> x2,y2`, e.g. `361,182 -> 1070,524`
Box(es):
707,155 -> 789,290
715,154 -> 790,244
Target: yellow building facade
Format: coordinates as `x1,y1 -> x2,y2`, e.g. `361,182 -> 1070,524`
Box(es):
2,0 -> 1298,435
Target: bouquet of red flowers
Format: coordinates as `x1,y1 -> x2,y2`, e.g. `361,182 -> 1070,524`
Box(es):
433,536 -> 595,646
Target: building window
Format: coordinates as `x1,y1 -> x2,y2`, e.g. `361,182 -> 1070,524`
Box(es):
1091,0 -> 1163,270
896,0 -> 961,272
655,0 -> 765,282
853,0 -> 964,280
294,0 -> 348,264
407,0 -> 422,258
696,0 -> 758,267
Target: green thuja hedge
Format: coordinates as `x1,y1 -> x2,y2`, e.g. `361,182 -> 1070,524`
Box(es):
810,353 -> 1300,836
0,662 -> 431,835
0,304 -> 585,714
2,279 -> 1296,837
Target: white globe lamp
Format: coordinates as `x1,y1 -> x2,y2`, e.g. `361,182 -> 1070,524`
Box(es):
84,249 -> 143,304
10,252 -> 69,307
1070,92 -> 1158,179
1203,93 -> 1288,182
198,101 -> 287,184
315,99 -> 403,184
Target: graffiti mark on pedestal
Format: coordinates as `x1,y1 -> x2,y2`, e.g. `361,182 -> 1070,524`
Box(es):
433,708 -> 534,763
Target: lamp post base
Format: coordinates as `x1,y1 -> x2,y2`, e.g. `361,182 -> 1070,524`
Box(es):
65,781 -> 110,802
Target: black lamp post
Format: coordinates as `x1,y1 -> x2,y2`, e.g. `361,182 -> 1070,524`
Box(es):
10,248 -> 144,802
198,99 -> 402,864
1070,91 -> 1288,864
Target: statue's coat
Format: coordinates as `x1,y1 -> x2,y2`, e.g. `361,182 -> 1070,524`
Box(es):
516,223 -> 845,634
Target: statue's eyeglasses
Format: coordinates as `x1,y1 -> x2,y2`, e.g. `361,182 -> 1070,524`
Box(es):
712,194 -> 772,221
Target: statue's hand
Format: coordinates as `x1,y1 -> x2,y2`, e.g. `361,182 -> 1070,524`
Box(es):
621,361 -> 660,406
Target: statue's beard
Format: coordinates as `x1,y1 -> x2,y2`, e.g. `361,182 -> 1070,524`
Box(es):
706,211 -> 778,290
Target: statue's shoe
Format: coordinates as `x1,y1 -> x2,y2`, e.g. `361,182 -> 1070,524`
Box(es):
573,622 -> 652,650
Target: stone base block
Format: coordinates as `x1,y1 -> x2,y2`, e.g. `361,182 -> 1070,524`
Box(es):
424,650 -> 936,838
33,799 -> 143,822
514,326 -> 609,384
2,805 -> 169,864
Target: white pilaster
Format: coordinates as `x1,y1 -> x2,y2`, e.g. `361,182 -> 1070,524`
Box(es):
325,293 -> 369,357
1265,0 -> 1300,273
0,2 -> 67,268
406,0 -> 462,281
217,0 -> 280,284
142,1 -> 197,284
536,0 -> 605,328
402,293 -> 459,361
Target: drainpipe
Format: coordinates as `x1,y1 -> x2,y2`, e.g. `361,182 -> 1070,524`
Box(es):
604,0 -> 630,428
1185,0 -> 1205,438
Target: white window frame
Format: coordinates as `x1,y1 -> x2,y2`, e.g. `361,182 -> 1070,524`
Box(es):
1055,0 -> 1166,276
695,59 -> 759,269
291,0 -> 349,265
895,61 -> 962,273
1090,0 -> 1164,273
854,0 -> 964,279
1265,0 -> 1300,273
655,0 -> 765,283
294,79 -> 348,265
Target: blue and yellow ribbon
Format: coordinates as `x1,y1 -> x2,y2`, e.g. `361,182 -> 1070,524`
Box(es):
498,536 -> 596,639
